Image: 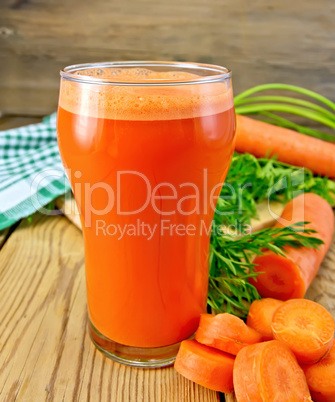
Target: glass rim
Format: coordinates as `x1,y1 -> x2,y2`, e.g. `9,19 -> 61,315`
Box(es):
60,61 -> 231,86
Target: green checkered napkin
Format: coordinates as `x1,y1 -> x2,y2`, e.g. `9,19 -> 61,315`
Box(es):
0,113 -> 71,230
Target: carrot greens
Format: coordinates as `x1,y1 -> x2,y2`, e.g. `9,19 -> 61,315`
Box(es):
234,83 -> 335,142
215,152 -> 335,230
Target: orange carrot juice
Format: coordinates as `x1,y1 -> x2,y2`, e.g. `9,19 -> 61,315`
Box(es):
57,63 -> 235,365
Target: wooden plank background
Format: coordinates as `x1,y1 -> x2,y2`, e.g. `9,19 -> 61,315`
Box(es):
1,0 -> 335,116
0,213 -> 218,402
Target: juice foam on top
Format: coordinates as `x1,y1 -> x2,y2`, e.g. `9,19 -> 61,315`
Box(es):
59,68 -> 233,121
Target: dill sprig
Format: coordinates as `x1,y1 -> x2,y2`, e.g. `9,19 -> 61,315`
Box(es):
208,222 -> 324,318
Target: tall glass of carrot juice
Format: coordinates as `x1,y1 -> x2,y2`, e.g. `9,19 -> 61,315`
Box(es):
57,61 -> 235,367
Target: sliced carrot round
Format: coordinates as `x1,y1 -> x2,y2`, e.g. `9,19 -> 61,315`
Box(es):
174,339 -> 235,393
195,313 -> 262,355
247,298 -> 284,341
272,299 -> 335,364
302,341 -> 335,402
233,340 -> 311,402
250,253 -> 306,300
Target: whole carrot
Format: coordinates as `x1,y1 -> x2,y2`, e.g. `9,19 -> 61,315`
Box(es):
250,193 -> 334,300
235,115 -> 335,178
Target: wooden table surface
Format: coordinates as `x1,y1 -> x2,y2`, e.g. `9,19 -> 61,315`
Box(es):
0,214 -> 220,402
0,212 -> 334,402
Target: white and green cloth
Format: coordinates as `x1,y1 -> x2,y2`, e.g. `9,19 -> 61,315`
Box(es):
0,113 -> 71,230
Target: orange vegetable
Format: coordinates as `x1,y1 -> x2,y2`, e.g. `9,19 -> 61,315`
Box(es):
235,114 -> 335,178
272,299 -> 334,364
233,340 -> 312,402
250,193 -> 334,300
302,341 -> 335,402
174,339 -> 235,393
195,313 -> 262,355
247,298 -> 284,341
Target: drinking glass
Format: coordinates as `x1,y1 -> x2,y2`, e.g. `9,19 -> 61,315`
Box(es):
57,61 -> 235,367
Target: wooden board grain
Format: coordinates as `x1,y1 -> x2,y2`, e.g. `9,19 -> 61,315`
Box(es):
1,0 -> 335,115
0,116 -> 42,130
0,214 -> 218,402
306,218 -> 335,317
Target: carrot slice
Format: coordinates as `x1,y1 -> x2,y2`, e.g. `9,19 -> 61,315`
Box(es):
302,341 -> 335,402
233,340 -> 312,402
250,193 -> 334,300
235,114 -> 335,178
272,299 -> 335,364
247,298 -> 284,341
174,339 -> 235,393
195,313 -> 262,355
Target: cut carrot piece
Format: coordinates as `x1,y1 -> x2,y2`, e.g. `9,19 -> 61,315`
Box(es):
251,253 -> 306,300
235,114 -> 335,178
250,193 -> 334,300
272,299 -> 335,364
195,313 -> 262,355
233,340 -> 312,402
302,341 -> 335,402
247,298 -> 284,341
174,339 -> 235,393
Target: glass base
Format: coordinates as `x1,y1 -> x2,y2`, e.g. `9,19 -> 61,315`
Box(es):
88,319 -> 182,368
